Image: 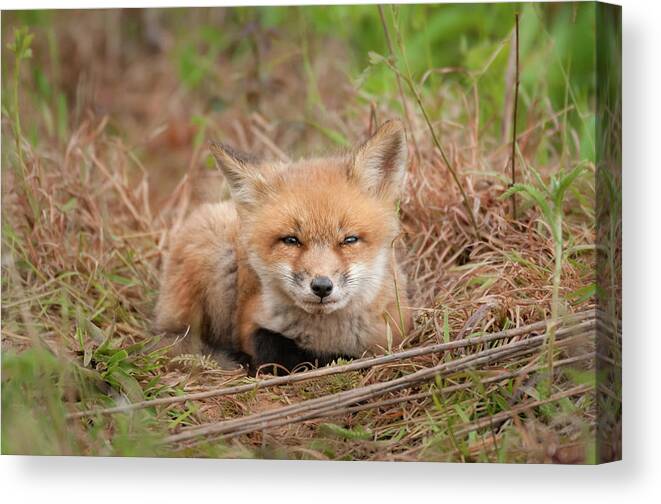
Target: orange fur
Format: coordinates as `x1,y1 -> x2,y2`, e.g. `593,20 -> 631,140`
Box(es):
155,120 -> 411,366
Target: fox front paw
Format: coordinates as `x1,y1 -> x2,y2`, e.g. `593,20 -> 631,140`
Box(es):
249,328 -> 350,375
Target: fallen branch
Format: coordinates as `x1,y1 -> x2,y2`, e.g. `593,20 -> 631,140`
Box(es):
67,311 -> 594,420
318,353 -> 593,419
180,334 -> 591,445
165,325 -> 594,445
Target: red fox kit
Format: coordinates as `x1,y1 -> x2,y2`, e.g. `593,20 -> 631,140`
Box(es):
155,120 -> 411,372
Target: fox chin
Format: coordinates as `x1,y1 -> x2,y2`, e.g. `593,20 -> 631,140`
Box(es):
154,120 -> 412,374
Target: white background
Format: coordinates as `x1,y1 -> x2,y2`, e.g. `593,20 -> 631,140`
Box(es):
1,1 -> 658,503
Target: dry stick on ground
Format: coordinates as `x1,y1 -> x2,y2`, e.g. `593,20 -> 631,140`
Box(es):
74,315 -> 591,419
456,300 -> 498,339
510,12 -> 521,220
376,5 -> 421,163
173,337 -> 592,448
173,342 -> 547,446
165,325 -> 594,446
184,334 -> 592,445
67,312 -> 594,420
293,352 -> 593,420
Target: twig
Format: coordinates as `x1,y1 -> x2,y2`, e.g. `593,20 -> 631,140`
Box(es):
304,353 -> 593,419
185,337 -> 591,447
457,300 -> 498,339
249,124 -> 290,163
66,312 -> 594,420
202,334 -> 591,444
164,326 -> 593,445
510,12 -> 520,220
91,153 -> 145,227
171,340 -> 541,445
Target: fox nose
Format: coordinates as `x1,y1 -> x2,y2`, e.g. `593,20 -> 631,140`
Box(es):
310,276 -> 333,299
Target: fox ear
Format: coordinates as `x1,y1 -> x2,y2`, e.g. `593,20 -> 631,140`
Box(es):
349,120 -> 408,200
210,142 -> 265,206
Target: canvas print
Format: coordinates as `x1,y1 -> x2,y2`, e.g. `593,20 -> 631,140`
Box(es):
1,2 -> 621,463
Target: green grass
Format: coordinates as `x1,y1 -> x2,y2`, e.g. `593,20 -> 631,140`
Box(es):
1,4 -> 604,461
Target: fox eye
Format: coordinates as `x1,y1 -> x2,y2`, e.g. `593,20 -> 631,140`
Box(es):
281,236 -> 301,246
342,235 -> 359,245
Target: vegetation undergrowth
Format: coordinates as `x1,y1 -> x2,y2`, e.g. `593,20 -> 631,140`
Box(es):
2,4 -> 600,462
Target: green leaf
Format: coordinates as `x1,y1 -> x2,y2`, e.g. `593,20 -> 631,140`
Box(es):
443,308 -> 450,343
453,403 -> 471,423
59,197 -> 78,213
79,315 -> 105,345
563,368 -> 596,388
568,283 -> 596,304
553,164 -> 587,208
501,183 -> 557,240
307,122 -> 349,146
107,274 -> 137,287
431,390 -> 444,412
105,349 -> 129,369
191,115 -> 208,149
108,368 -> 144,403
319,423 -> 373,441
368,51 -> 386,65
8,27 -> 34,60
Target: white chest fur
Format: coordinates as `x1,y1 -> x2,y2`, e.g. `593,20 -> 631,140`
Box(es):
253,295 -> 380,356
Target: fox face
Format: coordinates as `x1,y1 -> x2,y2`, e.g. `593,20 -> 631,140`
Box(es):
245,171 -> 395,315
211,120 -> 408,316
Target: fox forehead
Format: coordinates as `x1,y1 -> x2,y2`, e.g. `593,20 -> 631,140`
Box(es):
245,160 -> 398,244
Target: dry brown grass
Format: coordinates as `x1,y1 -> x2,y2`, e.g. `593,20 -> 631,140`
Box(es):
2,9 -> 597,462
